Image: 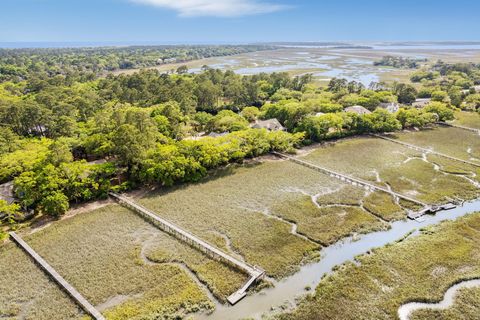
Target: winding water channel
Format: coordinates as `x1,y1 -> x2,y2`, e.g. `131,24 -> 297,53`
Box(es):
397,278 -> 480,320
195,199 -> 480,320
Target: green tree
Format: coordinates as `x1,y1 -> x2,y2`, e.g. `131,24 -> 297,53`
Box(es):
112,124 -> 148,167
40,191 -> 69,217
424,102 -> 454,121
431,90 -> 450,103
464,94 -> 480,110
47,139 -> 73,166
176,65 -> 189,74
298,113 -> 344,141
208,110 -> 249,133
364,109 -> 402,132
393,83 -> 417,104
241,106 -> 260,122
0,200 -> 21,224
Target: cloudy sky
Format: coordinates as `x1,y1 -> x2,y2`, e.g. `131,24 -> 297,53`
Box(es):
1,0 -> 479,43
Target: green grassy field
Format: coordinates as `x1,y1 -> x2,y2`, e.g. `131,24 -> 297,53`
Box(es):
0,243 -> 84,320
392,127 -> 480,164
274,212 -> 480,320
409,286 -> 480,320
0,204 -> 250,320
450,110 -> 480,130
138,159 -> 405,277
139,161 -> 330,278
271,192 -> 388,246
301,135 -> 480,204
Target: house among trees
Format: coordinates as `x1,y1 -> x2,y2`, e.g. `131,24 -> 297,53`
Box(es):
162,58 -> 177,64
0,181 -> 15,204
207,132 -> 229,138
412,98 -> 431,108
344,105 -> 372,115
251,119 -> 286,131
379,102 -> 400,113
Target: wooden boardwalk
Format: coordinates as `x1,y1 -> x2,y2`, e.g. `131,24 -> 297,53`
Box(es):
273,152 -> 428,207
273,152 -> 457,219
109,192 -> 265,305
372,134 -> 480,168
438,121 -> 480,135
9,232 -> 105,320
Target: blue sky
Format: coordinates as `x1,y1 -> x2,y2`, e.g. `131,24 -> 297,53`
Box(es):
1,0 -> 479,43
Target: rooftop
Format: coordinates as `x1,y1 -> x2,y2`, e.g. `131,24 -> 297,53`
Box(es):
251,118 -> 286,131
344,105 -> 372,115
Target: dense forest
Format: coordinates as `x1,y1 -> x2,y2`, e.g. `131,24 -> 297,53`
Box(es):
0,45 -> 275,82
1,47 -> 480,237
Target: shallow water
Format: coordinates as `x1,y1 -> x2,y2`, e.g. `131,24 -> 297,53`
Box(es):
397,278 -> 480,320
195,200 -> 480,320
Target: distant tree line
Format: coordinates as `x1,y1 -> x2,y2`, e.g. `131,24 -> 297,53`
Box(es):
374,55 -> 427,69
0,45 -> 276,82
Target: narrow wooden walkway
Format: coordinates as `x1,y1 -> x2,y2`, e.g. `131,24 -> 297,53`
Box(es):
438,121 -> 480,135
9,232 -> 105,320
372,133 -> 480,168
109,192 -> 265,305
273,152 -> 427,207
273,152 -> 456,219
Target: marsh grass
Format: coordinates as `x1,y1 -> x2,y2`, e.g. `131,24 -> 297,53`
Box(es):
138,159 -> 409,277
0,243 -> 84,320
3,204 -> 247,320
275,213 -> 480,320
380,158 -> 478,204
271,193 -> 387,245
4,130 -> 479,319
450,110 -> 480,130
139,135 -> 479,277
363,192 -> 405,221
409,286 -> 480,320
315,185 -> 364,206
393,127 -> 480,163
302,136 -> 480,204
138,161 -> 337,278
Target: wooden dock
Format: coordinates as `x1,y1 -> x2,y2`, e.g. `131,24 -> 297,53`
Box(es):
438,121 -> 480,135
272,151 -> 460,220
9,232 -> 105,320
406,203 -> 456,220
372,134 -> 480,168
273,152 -> 428,207
109,192 -> 265,305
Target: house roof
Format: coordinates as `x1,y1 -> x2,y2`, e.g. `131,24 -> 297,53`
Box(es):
207,132 -> 228,138
251,118 -> 285,131
379,102 -> 400,113
412,98 -> 431,108
0,181 -> 15,204
344,105 -> 372,115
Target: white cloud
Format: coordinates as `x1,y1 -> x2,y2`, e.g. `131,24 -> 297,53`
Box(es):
131,0 -> 289,17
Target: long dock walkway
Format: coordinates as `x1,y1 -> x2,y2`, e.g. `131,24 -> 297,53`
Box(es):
438,121 -> 480,135
272,152 -> 427,207
9,232 -> 105,320
273,152 -> 456,219
109,192 -> 265,305
372,134 -> 480,168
